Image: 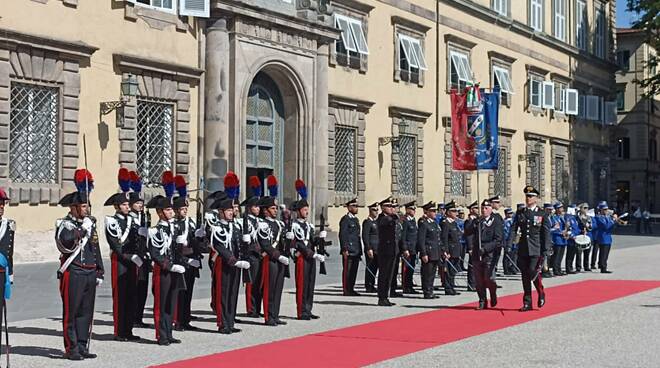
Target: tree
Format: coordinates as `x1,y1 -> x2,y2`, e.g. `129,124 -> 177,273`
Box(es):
627,0 -> 659,98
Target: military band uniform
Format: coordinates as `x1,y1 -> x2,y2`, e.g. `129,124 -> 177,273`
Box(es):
289,215 -> 320,319
418,215 -> 442,298
549,210 -> 568,276
593,212 -> 616,273
338,212 -> 362,295
257,204 -> 287,325
362,215 -> 379,292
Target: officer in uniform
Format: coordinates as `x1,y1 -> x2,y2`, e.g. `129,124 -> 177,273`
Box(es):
463,201 -> 479,291
338,198 -> 362,296
240,195 -> 262,317
488,196 -> 505,278
362,203 -> 379,293
104,169 -> 140,341
512,186 -> 552,311
400,201 -> 418,294
470,200 -> 503,309
208,198 -> 250,334
127,172 -> 151,328
417,201 -> 441,299
56,169 -> 103,360
550,203 -> 568,276
441,201 -> 462,296
376,197 -> 400,306
0,188 -> 13,340
204,190 -> 228,313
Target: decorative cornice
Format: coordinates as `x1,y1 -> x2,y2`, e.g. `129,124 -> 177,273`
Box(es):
444,34 -> 477,50
526,64 -> 550,76
499,127 -> 516,136
550,138 -> 571,146
391,15 -> 431,34
524,132 -> 549,142
488,50 -> 517,65
114,53 -> 204,82
331,0 -> 374,14
550,72 -> 571,83
0,28 -> 97,59
329,94 -> 375,113
388,106 -> 432,122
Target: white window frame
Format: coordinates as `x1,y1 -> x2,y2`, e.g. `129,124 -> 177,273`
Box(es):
542,81 -> 555,109
399,34 -> 427,71
553,0 -> 566,42
530,0 -> 543,32
493,65 -> 514,94
450,50 -> 473,86
335,14 -> 369,55
576,0 -> 587,50
529,76 -> 543,108
564,88 -> 579,115
492,0 -> 508,17
586,95 -> 600,121
130,0 -> 177,14
554,82 -> 567,113
179,0 -> 210,17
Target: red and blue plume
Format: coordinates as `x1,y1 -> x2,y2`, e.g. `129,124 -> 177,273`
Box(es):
224,171 -> 240,200
129,171 -> 142,193
162,171 -> 175,198
249,176 -> 262,197
118,168 -> 131,193
295,179 -> 307,200
266,175 -> 278,197
174,175 -> 187,198
74,169 -> 94,193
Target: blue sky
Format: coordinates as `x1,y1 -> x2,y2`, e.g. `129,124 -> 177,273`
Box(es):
616,0 -> 639,28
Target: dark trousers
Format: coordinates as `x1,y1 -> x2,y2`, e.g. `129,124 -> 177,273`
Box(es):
444,258 -> 460,292
60,267 -> 96,355
473,258 -> 497,302
401,254 -> 416,290
565,244 -> 577,271
491,248 -> 501,278
262,257 -> 286,323
420,259 -> 439,296
341,254 -> 360,294
390,255 -> 400,293
245,255 -> 261,315
598,244 -> 611,270
209,252 -> 216,312
364,254 -> 378,289
213,260 -> 240,330
295,255 -> 316,319
152,265 -> 179,344
575,248 -> 583,271
110,254 -> 137,338
552,246 -> 566,274
377,253 -> 396,300
134,263 -> 149,324
175,267 -> 197,327
518,255 -> 544,306
583,247 -> 592,270
466,253 -> 476,288
590,244 -> 599,268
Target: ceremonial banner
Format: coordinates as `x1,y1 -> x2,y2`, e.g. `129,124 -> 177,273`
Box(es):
451,88 -> 500,171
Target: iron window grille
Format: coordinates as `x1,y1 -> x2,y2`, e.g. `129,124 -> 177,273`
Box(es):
494,148 -> 507,197
554,156 -> 565,200
334,126 -> 357,196
136,99 -> 174,186
397,134 -> 417,196
528,154 -> 541,190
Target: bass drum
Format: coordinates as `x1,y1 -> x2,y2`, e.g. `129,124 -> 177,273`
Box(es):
574,234 -> 592,251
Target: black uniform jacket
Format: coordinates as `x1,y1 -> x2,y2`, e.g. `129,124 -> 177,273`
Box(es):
511,206 -> 552,257
417,216 -> 442,261
339,214 -> 362,257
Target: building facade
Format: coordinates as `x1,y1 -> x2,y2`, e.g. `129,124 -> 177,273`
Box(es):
611,28 -> 660,213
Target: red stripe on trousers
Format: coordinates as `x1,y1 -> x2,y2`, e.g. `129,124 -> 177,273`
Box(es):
60,270 -> 71,352
535,257 -> 545,294
153,264 -> 161,341
262,256 -> 270,323
214,260 -> 223,328
296,255 -> 304,319
245,283 -> 253,314
342,254 -> 347,294
401,258 -> 406,283
111,253 -> 119,337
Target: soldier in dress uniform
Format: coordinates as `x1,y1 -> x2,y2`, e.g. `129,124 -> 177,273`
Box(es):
127,172 -> 151,328
512,186 -> 552,312
362,203 -> 379,293
417,201 -> 441,299
463,201 -> 479,291
56,169 -> 103,360
287,190 -> 326,320
469,200 -> 503,310
104,169 -> 141,342
376,197 -> 400,306
172,176 -> 206,331
400,201 -> 418,294
0,188 -> 13,342
441,201 -> 462,296
207,198 -> 250,334
338,198 -> 362,296
204,190 -> 228,313
550,203 -> 568,276
488,196 -> 505,278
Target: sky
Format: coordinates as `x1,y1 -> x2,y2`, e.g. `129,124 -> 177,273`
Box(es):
616,0 -> 639,28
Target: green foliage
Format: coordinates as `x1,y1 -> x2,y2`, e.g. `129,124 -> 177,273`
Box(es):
627,0 -> 659,97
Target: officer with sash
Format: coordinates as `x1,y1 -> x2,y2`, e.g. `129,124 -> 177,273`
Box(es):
338,198 -> 362,296
362,203 -> 379,293
400,201 -> 418,294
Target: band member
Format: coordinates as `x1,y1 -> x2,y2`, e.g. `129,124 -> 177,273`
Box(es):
362,203 -> 379,293
434,203 -> 446,224
463,201 -> 479,291
502,208 -> 517,275
0,188 -> 13,344
550,203 -> 568,276
104,169 -> 141,341
172,176 -> 206,331
441,201 -> 462,296
564,204 -> 581,274
469,200 -> 503,309
418,201 -> 441,299
127,172 -> 151,328
339,198 -> 362,296
257,176 -> 289,325
577,203 -> 594,272
512,186 -> 552,311
457,208 -> 467,271
376,197 -> 400,306
400,201 -> 418,294
56,169 -> 103,360
287,183 -> 325,320
147,172 -> 186,346
208,198 -> 250,334
593,202 -> 616,273
240,187 -> 262,317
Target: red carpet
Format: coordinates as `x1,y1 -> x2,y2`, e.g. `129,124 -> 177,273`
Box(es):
155,280 -> 660,368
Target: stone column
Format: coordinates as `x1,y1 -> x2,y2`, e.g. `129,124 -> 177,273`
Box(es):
314,43 -> 330,222
204,17 -> 230,193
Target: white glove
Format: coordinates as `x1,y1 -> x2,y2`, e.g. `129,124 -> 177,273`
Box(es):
176,235 -> 187,245
138,227 -> 148,237
278,255 -> 290,266
82,217 -> 94,233
9,275 -> 13,284
171,264 -> 186,274
319,231 -> 327,239
235,260 -> 250,269
313,253 -> 326,262
96,278 -> 103,286
242,234 -> 251,243
187,258 -> 201,268
195,228 -> 206,238
130,254 -> 144,268
285,232 -> 294,240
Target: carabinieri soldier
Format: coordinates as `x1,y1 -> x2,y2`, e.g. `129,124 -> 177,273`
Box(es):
512,186 -> 551,312
417,201 -> 441,299
376,197 -> 400,306
488,196 -> 505,278
172,176 -> 206,331
56,169 -> 103,360
400,201 -> 418,294
204,190 -> 228,313
463,201 -> 479,291
104,169 -> 141,342
441,201 -> 462,296
208,197 -> 250,334
470,200 -> 503,310
339,197 -> 362,296
127,172 -> 151,328
240,193 -> 262,317
0,188 -> 14,344
362,202 -> 379,293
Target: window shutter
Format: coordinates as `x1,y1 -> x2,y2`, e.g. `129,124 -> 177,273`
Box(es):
179,0 -> 210,18
349,20 -> 369,55
542,81 -> 555,109
564,89 -> 579,115
336,16 -> 357,52
586,95 -> 599,120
